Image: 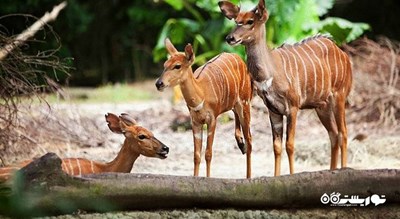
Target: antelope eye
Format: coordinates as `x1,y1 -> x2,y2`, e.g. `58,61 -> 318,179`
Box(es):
247,20 -> 254,25
138,134 -> 146,140
173,64 -> 181,70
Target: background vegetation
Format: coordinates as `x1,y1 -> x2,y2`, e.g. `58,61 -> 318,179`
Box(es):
2,0 -> 398,87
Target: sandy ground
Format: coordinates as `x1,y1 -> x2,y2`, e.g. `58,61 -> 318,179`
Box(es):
6,90 -> 397,180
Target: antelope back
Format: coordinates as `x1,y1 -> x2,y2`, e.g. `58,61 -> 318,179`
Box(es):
272,35 -> 352,107
193,52 -> 253,112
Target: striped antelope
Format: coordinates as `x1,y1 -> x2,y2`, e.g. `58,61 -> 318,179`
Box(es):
219,0 -> 352,176
155,38 -> 253,178
0,113 -> 169,181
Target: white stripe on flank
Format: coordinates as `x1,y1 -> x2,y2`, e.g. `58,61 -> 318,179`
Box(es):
204,73 -> 218,104
280,49 -> 296,90
76,158 -> 82,176
229,55 -> 243,96
304,43 -> 325,98
68,159 -> 74,175
291,47 -> 308,102
62,161 -> 68,174
217,64 -> 231,109
205,68 -> 221,105
298,45 -> 317,98
315,38 -> 332,75
284,49 -> 301,98
217,68 -> 226,104
205,67 -> 223,105
338,51 -> 344,88
276,50 -> 291,85
220,56 -> 238,98
341,58 -> 346,91
332,45 -> 338,87
90,160 -> 95,173
219,56 -> 238,108
239,56 -> 246,90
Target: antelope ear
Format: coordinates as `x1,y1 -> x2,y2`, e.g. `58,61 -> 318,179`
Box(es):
118,120 -> 133,138
119,113 -> 137,126
165,38 -> 178,55
218,1 -> 240,20
254,0 -> 269,22
184,44 -> 195,64
105,113 -> 123,134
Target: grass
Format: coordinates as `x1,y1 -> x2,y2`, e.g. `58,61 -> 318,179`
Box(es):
44,83 -> 155,104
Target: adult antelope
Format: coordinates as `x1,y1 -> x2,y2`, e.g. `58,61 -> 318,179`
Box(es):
155,38 -> 253,178
0,113 -> 169,181
219,0 -> 352,176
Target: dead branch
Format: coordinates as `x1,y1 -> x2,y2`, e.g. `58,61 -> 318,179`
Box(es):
0,2 -> 67,60
0,2 -> 71,157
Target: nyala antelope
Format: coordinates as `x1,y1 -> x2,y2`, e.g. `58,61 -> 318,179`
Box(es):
0,113 -> 169,181
155,38 -> 253,178
219,0 -> 352,176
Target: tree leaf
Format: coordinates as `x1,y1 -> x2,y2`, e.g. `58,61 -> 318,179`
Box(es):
164,0 -> 184,10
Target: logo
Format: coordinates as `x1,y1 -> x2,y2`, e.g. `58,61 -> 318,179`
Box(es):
320,192 -> 386,206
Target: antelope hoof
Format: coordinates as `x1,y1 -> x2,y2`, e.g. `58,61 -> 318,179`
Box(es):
238,143 -> 247,155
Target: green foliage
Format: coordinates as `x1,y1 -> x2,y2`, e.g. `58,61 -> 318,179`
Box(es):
154,0 -> 369,64
64,0 -> 94,34
264,0 -> 370,45
153,0 -> 245,66
306,17 -> 370,45
0,0 -> 371,86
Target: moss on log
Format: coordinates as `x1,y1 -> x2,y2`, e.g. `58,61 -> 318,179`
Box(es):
5,153 -> 400,216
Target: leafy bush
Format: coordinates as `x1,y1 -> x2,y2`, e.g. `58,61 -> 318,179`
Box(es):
154,0 -> 370,63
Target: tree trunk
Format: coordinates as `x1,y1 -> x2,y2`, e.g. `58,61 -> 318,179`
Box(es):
6,153 -> 400,216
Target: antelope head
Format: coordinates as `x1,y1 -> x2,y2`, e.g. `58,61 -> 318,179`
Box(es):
105,113 -> 169,159
155,38 -> 195,91
219,0 -> 269,46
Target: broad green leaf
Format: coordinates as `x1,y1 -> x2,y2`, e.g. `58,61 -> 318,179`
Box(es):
164,0 -> 184,10
153,18 -> 200,62
314,0 -> 334,16
307,17 -> 370,45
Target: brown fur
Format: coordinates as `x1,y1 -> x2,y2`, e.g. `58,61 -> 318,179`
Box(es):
220,0 -> 352,176
156,38 -> 254,178
0,113 -> 169,182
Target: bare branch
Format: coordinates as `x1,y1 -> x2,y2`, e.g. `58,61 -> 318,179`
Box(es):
0,1 -> 67,60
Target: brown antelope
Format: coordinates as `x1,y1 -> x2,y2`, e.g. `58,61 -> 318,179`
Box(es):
219,0 -> 352,176
155,38 -> 253,178
0,113 -> 169,181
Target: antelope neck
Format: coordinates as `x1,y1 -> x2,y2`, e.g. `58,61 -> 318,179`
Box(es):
180,68 -> 205,111
245,25 -> 275,82
104,138 -> 139,173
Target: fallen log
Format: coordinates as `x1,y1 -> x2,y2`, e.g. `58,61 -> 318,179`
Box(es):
2,153 -> 400,216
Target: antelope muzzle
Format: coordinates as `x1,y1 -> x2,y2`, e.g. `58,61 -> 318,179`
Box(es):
225,34 -> 242,46
155,78 -> 166,91
157,142 -> 169,159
